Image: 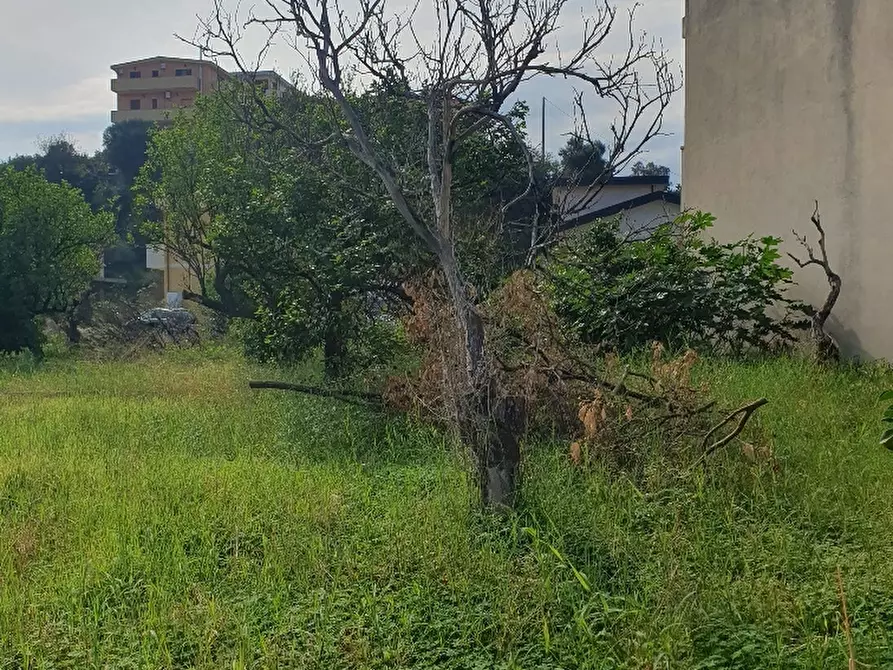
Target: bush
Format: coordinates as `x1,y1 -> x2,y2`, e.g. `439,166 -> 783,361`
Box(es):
545,211 -> 809,354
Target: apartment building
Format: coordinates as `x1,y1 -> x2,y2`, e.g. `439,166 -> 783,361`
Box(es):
683,0 -> 893,359
110,56 -> 229,123
232,70 -> 292,98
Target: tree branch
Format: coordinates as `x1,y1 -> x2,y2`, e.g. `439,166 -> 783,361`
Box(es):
248,380 -> 382,406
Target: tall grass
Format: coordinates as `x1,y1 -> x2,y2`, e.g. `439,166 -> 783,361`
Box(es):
1,352 -> 892,668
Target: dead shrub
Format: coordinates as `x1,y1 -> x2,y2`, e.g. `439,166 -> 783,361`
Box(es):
383,269 -> 767,475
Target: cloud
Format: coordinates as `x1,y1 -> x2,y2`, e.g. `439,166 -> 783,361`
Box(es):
0,0 -> 685,177
0,77 -> 112,124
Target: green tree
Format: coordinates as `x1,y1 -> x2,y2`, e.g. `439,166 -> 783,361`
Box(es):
558,136 -> 609,185
4,137 -> 115,213
545,211 -> 809,354
138,83 -> 538,377
630,160 -> 671,177
0,167 -> 115,355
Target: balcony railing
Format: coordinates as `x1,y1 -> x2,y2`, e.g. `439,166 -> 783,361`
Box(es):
111,74 -> 200,93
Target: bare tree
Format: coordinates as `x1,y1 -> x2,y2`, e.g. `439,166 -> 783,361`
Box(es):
191,0 -> 677,507
789,201 -> 842,363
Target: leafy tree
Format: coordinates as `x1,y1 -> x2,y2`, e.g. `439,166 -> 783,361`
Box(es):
138,83 -> 539,377
545,211 -> 809,354
101,120 -> 156,280
0,167 -> 115,355
630,160 -> 671,177
137,86 -> 421,376
103,121 -> 153,186
4,137 -> 115,213
558,136 -> 610,185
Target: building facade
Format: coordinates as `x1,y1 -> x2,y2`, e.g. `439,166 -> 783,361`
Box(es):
682,0 -> 893,359
110,56 -> 229,123
555,176 -> 681,237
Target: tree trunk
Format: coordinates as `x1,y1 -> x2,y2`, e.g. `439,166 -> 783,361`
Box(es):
323,293 -> 347,380
65,313 -> 81,344
441,250 -> 523,509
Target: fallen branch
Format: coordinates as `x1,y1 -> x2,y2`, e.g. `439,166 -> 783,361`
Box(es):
248,381 -> 382,406
694,398 -> 769,465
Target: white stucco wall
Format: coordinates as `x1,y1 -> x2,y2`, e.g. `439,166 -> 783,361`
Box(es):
683,0 -> 893,359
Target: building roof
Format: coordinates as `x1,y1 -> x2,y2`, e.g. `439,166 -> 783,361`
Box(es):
555,174 -> 671,188
559,190 -> 681,233
110,56 -> 229,73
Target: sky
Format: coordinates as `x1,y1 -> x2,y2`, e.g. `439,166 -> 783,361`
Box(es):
0,0 -> 684,179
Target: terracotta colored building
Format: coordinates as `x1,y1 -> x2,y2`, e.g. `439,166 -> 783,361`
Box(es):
110,56 -> 229,124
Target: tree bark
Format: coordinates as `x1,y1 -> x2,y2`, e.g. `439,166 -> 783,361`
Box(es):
440,247 -> 522,509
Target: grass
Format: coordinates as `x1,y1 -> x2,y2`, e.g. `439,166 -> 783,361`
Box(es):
1,351 -> 893,668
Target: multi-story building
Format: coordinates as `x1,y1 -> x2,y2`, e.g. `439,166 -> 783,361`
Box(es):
110,56 -> 230,123
682,0 -> 893,359
231,70 -> 292,98
111,56 -> 293,303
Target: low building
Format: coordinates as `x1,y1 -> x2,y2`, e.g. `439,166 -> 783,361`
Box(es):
555,175 -> 681,236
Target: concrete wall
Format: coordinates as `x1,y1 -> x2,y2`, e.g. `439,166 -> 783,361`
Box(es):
683,0 -> 893,359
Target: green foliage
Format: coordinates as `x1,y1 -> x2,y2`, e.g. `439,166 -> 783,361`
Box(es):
0,167 -> 115,354
4,137 -> 116,213
137,85 -> 541,377
630,160 -> 671,177
546,210 -> 810,354
103,120 -> 153,185
558,135 -> 609,185
1,353 -> 893,667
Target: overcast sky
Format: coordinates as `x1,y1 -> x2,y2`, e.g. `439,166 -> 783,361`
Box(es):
0,0 -> 684,179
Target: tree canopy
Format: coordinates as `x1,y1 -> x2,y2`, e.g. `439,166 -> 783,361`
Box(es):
558,136 -> 610,185
0,167 -> 115,354
630,160 -> 671,177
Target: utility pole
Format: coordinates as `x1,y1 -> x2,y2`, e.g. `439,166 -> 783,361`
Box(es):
541,96 -> 546,164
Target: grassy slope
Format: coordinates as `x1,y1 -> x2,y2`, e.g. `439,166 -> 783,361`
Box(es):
1,352 -> 892,669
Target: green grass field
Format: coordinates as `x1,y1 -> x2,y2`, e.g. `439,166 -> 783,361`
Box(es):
2,350 -> 893,668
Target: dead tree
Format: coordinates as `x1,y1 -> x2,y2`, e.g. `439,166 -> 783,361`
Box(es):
788,202 -> 842,363
192,0 -> 677,508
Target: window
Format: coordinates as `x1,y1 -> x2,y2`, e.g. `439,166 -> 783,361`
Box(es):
130,99 -> 141,110
272,81 -> 279,90
151,99 -> 158,109
129,71 -> 141,79
152,70 -> 159,78
174,68 -> 193,76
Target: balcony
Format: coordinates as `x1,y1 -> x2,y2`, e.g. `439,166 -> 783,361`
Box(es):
111,74 -> 200,93
111,108 -> 188,123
